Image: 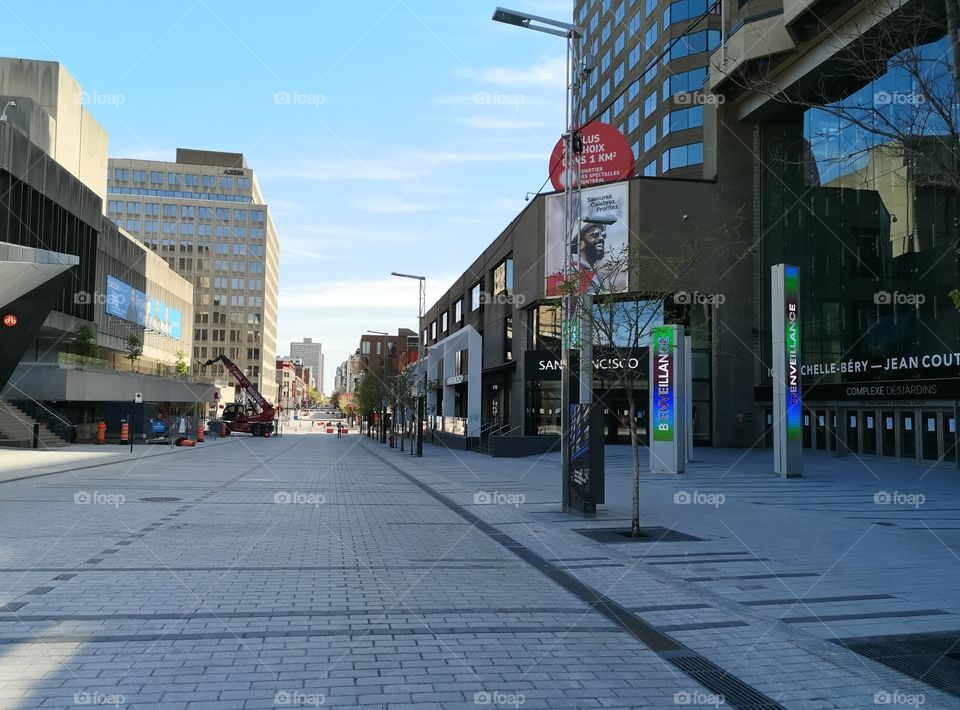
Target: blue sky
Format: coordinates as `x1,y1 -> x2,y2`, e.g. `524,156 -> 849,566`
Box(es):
0,0 -> 571,390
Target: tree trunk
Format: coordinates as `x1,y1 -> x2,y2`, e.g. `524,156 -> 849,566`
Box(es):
627,389 -> 641,537
947,0 -> 960,98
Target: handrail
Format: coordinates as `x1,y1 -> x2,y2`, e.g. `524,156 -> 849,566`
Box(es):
3,383 -> 73,428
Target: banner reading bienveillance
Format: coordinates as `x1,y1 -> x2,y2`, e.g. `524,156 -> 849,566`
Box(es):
771,264 -> 803,477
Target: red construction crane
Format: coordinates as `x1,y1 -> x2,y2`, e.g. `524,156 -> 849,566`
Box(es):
201,354 -> 276,437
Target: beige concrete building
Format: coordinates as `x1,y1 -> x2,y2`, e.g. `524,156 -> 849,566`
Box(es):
0,57 -> 109,200
107,149 -> 280,402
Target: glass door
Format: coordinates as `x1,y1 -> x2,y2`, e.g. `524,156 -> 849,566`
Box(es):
900,411 -> 917,459
921,411 -> 939,461
815,410 -> 827,449
942,412 -> 956,462
881,411 -> 896,457
862,411 -> 877,456
846,410 -> 859,454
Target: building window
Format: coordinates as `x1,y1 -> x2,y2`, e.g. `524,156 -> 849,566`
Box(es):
644,126 -> 657,152
441,311 -> 449,332
662,141 -> 704,172
662,66 -> 709,100
644,91 -> 657,118
663,105 -> 704,136
643,159 -> 657,177
470,282 -> 482,311
493,257 -> 513,295
430,321 -> 437,340
645,0 -> 657,16
454,298 -> 463,324
361,341 -> 370,355
505,316 -> 513,361
665,30 -> 720,62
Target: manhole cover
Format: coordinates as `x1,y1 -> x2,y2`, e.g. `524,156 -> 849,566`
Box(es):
139,497 -> 182,503
575,527 -> 705,544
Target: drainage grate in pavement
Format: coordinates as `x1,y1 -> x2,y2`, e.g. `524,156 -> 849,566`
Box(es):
661,650 -> 783,708
575,527 -> 705,544
366,444 -> 784,710
834,631 -> 960,698
139,497 -> 182,503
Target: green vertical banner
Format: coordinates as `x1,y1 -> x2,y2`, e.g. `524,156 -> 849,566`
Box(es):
652,325 -> 675,442
784,265 -> 801,442
772,263 -> 802,477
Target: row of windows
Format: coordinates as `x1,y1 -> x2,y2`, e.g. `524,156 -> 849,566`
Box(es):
112,169 -> 252,191
108,201 -> 264,222
424,258 -> 514,345
107,186 -> 253,203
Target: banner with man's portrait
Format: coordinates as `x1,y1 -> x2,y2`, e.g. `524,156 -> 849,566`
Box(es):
544,182 -> 629,296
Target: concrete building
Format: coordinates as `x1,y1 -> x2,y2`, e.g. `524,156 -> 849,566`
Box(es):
423,0 -> 959,464
0,58 -> 209,444
574,0 -> 721,178
290,337 -> 321,393
107,149 -> 280,403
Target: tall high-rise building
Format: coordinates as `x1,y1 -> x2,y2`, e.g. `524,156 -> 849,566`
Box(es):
290,338 -> 322,394
575,0 -> 721,178
107,149 -> 280,401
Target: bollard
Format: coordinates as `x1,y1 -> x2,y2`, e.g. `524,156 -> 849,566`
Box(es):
197,420 -> 204,443
220,421 -> 227,437
120,421 -> 129,445
96,421 -> 106,445
32,423 -> 39,449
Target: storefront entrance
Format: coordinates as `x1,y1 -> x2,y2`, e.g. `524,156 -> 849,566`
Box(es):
764,403 -> 959,463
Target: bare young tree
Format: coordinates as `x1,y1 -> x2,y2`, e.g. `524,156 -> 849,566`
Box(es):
557,208 -> 744,537
714,1 -> 959,191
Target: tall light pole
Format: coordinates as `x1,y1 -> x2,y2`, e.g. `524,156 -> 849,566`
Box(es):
391,272 -> 426,457
493,6 -> 585,512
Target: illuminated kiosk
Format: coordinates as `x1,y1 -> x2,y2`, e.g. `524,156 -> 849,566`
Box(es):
771,264 -> 803,478
649,324 -> 685,474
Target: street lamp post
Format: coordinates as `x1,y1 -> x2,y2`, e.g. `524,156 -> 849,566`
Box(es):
493,6 -> 585,512
391,272 -> 426,457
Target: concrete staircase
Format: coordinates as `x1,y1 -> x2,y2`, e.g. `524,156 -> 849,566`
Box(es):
0,399 -> 69,448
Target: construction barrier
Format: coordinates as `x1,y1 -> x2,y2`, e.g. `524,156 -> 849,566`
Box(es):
120,421 -> 129,445
96,422 -> 106,445
197,421 -> 204,443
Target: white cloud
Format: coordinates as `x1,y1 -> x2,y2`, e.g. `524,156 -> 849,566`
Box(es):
469,56 -> 567,87
457,116 -> 553,130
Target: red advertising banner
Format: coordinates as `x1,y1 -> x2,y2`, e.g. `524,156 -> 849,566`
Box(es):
549,122 -> 634,191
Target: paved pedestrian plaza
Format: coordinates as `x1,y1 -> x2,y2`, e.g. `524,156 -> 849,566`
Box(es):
0,431 -> 957,708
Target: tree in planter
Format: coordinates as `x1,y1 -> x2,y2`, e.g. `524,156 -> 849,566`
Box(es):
124,333 -> 143,372
72,323 -> 100,359
174,350 -> 188,376
554,211 -> 742,536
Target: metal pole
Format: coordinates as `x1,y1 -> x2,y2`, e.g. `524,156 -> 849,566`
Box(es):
417,278 -> 425,457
